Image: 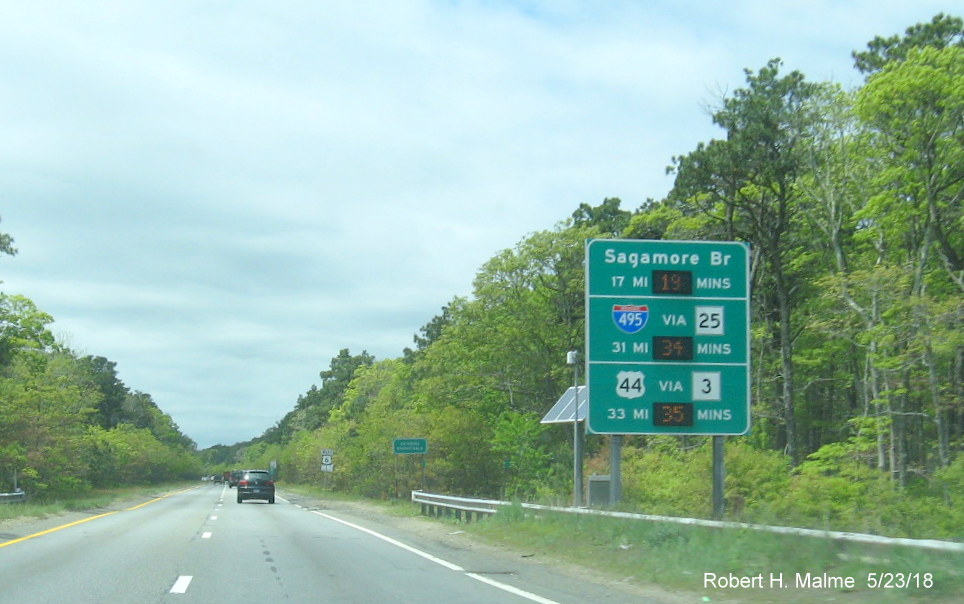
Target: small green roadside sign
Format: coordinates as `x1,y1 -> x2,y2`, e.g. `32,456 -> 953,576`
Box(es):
393,438 -> 428,455
585,239 -> 750,435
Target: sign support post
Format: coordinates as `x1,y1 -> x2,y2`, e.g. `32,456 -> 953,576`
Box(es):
567,351 -> 585,507
610,435 -> 622,506
713,435 -> 725,519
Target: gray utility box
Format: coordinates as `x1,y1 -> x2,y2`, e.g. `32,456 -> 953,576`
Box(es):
588,474 -> 610,507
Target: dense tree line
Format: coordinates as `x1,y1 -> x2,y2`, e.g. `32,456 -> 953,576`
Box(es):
0,282 -> 200,497
2,15 -> 960,536
228,16 -> 962,539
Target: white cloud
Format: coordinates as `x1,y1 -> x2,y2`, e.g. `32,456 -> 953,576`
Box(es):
1,0 -> 954,447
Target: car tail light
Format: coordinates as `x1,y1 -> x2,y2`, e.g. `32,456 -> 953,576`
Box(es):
239,480 -> 248,487
267,480 -> 274,486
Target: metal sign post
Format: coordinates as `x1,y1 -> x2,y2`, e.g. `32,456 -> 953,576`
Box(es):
713,435 -> 725,519
567,351 -> 585,507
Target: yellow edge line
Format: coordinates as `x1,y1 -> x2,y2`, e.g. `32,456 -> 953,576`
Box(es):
126,486 -> 198,511
0,511 -> 118,548
0,486 -> 200,548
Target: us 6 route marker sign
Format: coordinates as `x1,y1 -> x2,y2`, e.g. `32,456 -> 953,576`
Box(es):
586,239 -> 750,435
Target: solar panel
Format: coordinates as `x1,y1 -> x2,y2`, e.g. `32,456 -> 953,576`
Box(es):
540,385 -> 588,424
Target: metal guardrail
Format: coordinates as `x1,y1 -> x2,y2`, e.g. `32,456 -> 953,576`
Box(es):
0,491 -> 25,504
411,490 -> 964,553
411,491 -> 500,522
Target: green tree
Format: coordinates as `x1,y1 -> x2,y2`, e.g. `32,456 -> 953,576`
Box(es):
853,13 -> 963,75
623,198 -> 697,241
402,304 -> 454,363
490,411 -> 552,499
324,359 -> 423,497
853,45 -> 964,478
0,294 -> 56,367
856,46 -> 964,292
416,225 -> 592,417
77,355 -> 129,429
571,197 -> 631,237
790,85 -> 878,453
669,59 -> 827,464
0,215 -> 14,260
0,351 -> 98,496
408,223 -> 598,494
86,424 -> 187,485
270,349 -> 376,443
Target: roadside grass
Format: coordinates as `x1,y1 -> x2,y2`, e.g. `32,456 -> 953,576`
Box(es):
0,482 -> 198,523
460,504 -> 964,603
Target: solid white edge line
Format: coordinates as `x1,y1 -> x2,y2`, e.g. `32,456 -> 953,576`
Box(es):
311,511 -> 464,571
466,573 -> 561,604
170,575 -> 193,594
309,511 -> 561,604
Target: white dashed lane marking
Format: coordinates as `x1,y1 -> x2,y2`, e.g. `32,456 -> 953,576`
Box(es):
170,575 -> 193,594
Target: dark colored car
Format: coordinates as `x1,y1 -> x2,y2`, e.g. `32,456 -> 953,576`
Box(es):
236,470 -> 275,504
229,470 -> 242,488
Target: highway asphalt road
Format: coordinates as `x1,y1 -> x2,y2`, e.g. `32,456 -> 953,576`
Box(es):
0,484 -> 675,603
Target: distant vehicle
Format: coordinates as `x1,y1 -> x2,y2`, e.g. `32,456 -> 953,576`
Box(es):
236,470 -> 275,504
213,474 -> 224,484
229,470 -> 243,488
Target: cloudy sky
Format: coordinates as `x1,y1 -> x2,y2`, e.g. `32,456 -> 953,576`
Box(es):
0,1 -> 954,448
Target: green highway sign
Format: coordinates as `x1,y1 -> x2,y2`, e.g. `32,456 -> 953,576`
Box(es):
585,239 -> 750,435
393,438 -> 428,455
